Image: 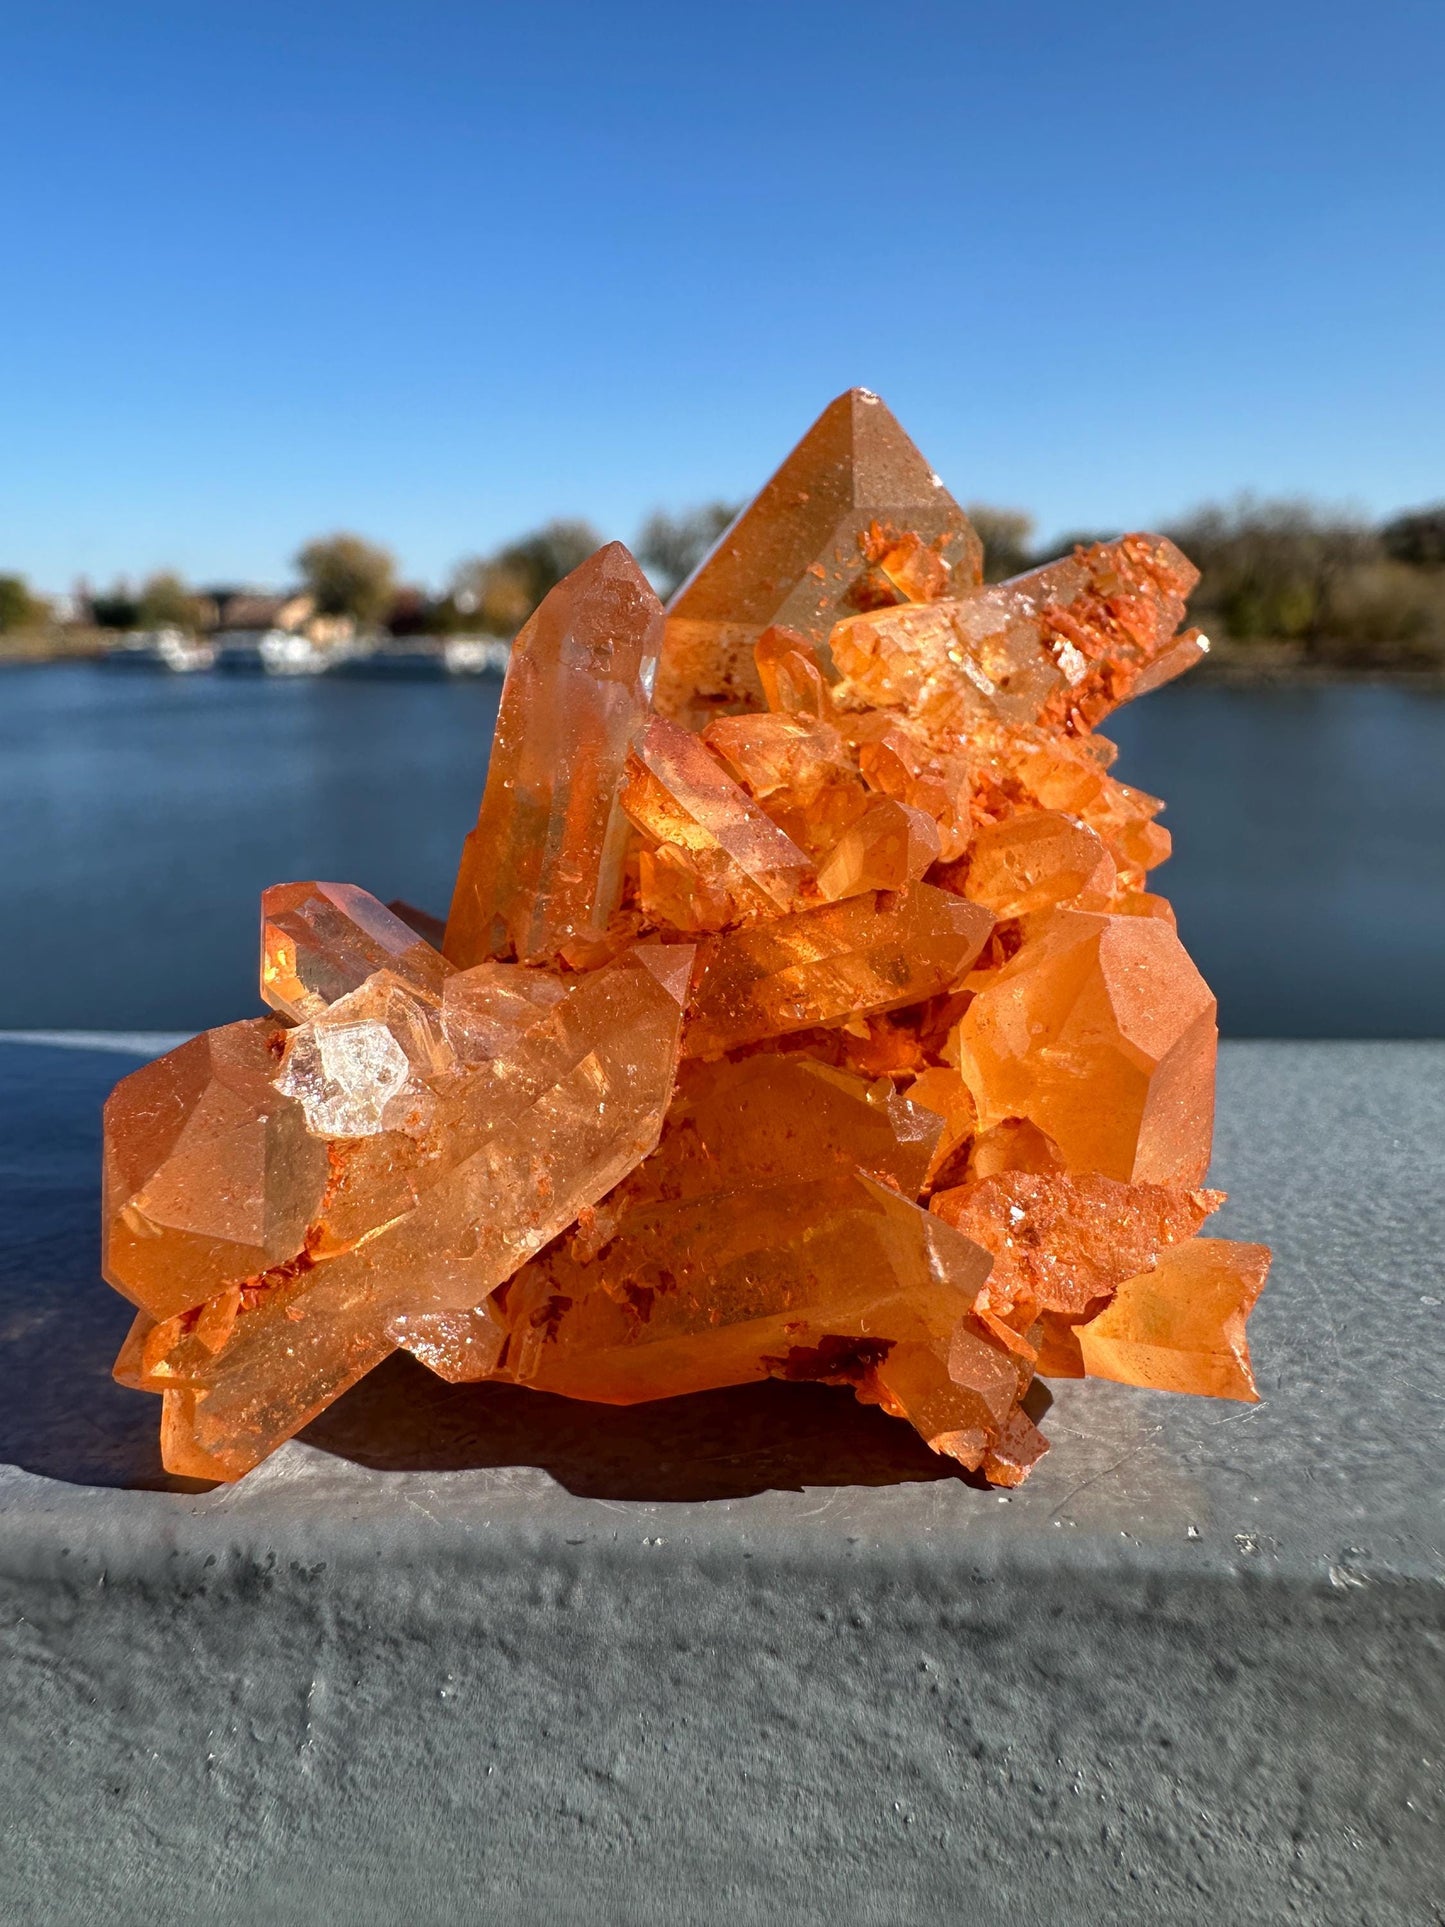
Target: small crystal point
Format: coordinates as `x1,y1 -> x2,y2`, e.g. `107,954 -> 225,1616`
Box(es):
655,389 -> 982,722
445,542 -> 663,967
622,713 -> 817,921
1077,1238 -> 1270,1400
952,908 -> 1217,1187
262,881 -> 450,1022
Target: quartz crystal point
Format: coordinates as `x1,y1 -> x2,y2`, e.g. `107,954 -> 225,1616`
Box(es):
103,1018 -> 330,1323
829,535 -> 1200,742
1076,1238 -> 1270,1400
951,908 -> 1217,1187
655,389 -> 983,722
106,893 -> 692,1477
445,543 -> 663,966
263,881 -> 450,1022
101,390 -> 1268,1487
621,713 -> 816,922
815,797 -> 941,901
959,811 -> 1116,918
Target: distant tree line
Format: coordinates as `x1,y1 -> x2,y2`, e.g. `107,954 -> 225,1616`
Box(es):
972,500 -> 1445,670
4,497 -> 1444,672
0,506 -> 741,655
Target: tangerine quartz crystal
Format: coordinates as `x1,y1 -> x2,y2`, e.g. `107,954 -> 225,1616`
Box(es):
101,389 -> 1270,1482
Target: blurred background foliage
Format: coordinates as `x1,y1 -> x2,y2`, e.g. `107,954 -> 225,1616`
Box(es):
3,495 -> 1444,674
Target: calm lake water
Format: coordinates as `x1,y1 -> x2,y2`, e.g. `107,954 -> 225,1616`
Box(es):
2,663 -> 1441,1036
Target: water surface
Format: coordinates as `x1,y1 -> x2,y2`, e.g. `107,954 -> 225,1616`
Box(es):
2,664 -> 1440,1035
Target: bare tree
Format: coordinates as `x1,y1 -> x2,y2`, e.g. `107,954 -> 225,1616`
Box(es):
1382,504 -> 1445,569
1165,497 -> 1378,655
451,519 -> 603,637
636,502 -> 739,599
963,505 -> 1035,582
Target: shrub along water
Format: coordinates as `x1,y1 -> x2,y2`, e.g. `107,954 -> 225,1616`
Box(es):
3,498 -> 1444,673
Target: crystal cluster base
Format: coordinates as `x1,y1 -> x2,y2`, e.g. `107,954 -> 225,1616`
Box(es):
102,390 -> 1269,1481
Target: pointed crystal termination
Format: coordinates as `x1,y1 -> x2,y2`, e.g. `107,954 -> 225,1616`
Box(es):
655,389 -> 982,723
815,796 -> 941,901
110,943 -> 693,1479
621,713 -> 817,925
828,534 -> 1200,745
444,543 -> 663,967
955,811 -> 1116,918
262,881 -> 451,1021
103,1017 -> 330,1323
952,908 -> 1218,1188
1076,1238 -> 1271,1400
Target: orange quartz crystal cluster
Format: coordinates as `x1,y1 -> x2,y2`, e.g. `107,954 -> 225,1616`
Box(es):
101,390 -> 1270,1483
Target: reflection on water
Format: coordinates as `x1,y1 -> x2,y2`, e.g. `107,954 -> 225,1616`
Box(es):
1,665 -> 1441,1035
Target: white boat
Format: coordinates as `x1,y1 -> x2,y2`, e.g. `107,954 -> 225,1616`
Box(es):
443,635 -> 511,676
259,630 -> 330,676
104,628 -> 216,672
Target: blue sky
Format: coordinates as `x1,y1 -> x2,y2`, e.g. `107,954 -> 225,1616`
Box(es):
2,0 -> 1441,592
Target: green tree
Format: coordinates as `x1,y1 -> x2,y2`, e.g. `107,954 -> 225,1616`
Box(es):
636,502 -> 739,599
965,505 -> 1036,582
1166,498 -> 1377,656
0,574 -> 49,633
137,571 -> 205,632
296,533 -> 397,627
452,519 -> 603,637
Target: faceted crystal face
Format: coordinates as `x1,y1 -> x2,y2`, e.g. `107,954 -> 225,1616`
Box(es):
654,389 -> 983,722
101,415 -> 1267,1488
959,811 -> 1116,918
1076,1238 -> 1270,1400
828,535 -> 1199,742
262,881 -> 450,1022
951,909 -> 1218,1187
103,1019 -> 330,1323
815,797 -> 941,901
502,1169 -> 999,1454
621,714 -> 816,920
932,1171 -> 1223,1317
445,543 -> 663,966
132,944 -> 694,1479
684,885 -> 993,1059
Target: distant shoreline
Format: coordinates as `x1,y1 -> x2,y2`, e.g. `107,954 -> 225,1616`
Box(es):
2,631 -> 1443,692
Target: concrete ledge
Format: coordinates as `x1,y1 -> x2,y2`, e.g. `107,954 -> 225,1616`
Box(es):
1,1039 -> 1442,1924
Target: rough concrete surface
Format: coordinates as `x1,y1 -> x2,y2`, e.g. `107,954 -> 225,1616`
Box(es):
0,1037 -> 1441,1926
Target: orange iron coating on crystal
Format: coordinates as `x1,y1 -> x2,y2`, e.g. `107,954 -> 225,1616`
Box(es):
444,543 -> 663,966
101,413 -> 1267,1488
622,713 -> 817,919
1076,1238 -> 1270,1400
655,389 -> 982,722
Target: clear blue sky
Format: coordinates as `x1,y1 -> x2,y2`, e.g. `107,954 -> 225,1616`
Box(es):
2,0 -> 1441,593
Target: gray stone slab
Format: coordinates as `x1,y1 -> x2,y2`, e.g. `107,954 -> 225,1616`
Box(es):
1,1037 -> 1441,1925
